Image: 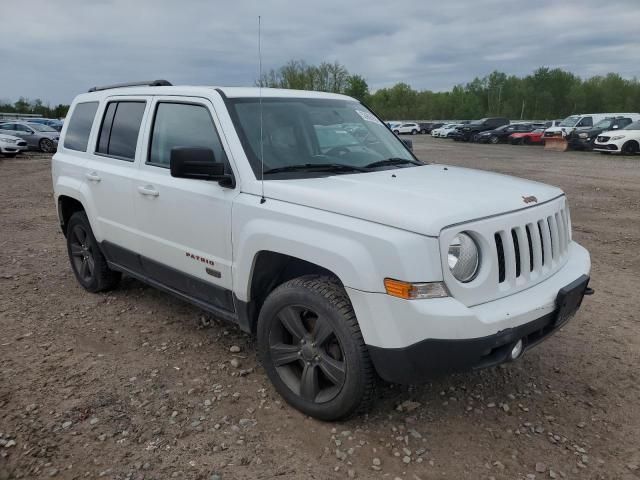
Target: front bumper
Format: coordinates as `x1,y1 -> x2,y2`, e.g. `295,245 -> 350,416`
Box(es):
369,275 -> 590,384
593,143 -> 620,152
568,137 -> 593,149
346,242 -> 591,383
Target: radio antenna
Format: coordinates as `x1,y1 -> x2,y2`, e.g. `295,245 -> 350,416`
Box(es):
258,15 -> 266,204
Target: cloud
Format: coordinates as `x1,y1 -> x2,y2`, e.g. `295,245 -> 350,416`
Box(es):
0,0 -> 639,104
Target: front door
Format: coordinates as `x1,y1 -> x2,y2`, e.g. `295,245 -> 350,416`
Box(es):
133,98 -> 237,312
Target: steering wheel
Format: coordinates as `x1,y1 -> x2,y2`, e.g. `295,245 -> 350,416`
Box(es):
325,146 -> 350,157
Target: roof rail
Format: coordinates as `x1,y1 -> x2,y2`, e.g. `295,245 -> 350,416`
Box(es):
88,79 -> 172,93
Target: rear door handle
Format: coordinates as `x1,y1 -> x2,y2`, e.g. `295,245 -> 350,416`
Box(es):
85,172 -> 101,182
137,185 -> 159,197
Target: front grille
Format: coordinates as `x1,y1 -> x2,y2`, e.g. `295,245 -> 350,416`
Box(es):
597,136 -> 610,142
493,207 -> 570,285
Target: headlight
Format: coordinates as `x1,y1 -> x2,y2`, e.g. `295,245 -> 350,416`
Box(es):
578,133 -> 588,138
2,138 -> 17,144
611,135 -> 625,141
448,233 -> 480,283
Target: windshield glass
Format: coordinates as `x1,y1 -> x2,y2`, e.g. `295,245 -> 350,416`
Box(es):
469,118 -> 487,125
624,121 -> 640,130
29,123 -> 57,132
227,98 -> 418,178
559,115 -> 581,127
593,119 -> 613,129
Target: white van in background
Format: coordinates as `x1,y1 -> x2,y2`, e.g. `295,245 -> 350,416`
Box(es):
544,113 -> 640,138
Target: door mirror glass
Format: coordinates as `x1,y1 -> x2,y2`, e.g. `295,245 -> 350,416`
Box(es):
170,147 -> 233,186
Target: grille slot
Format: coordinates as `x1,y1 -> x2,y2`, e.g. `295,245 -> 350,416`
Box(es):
511,229 -> 521,278
495,233 -> 505,283
525,225 -> 534,272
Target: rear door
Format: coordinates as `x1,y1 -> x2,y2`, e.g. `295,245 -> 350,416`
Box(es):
83,96 -> 150,265
132,97 -> 238,312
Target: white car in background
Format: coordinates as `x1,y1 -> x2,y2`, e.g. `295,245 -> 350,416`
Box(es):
0,133 -> 28,157
432,123 -> 462,138
392,122 -> 420,135
593,120 -> 640,154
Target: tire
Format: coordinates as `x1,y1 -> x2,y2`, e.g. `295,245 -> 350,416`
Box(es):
523,137 -> 530,145
411,129 -> 417,135
621,140 -> 639,155
393,130 -> 399,135
489,135 -> 499,144
420,129 -> 426,134
257,275 -> 375,421
39,138 -> 56,153
66,211 -> 121,292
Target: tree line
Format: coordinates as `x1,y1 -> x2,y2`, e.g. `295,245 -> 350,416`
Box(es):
5,61 -> 640,121
0,97 -> 68,119
261,61 -> 640,120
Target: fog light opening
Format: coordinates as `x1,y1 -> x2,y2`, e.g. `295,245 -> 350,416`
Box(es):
510,339 -> 524,360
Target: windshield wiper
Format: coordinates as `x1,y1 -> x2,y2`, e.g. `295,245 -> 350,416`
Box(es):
263,163 -> 367,175
364,158 -> 423,169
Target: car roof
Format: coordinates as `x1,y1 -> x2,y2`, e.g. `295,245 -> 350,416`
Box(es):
74,86 -> 357,102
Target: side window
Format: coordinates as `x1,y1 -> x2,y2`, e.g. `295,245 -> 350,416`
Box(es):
148,102 -> 226,168
0,123 -> 15,131
96,101 -> 146,161
15,124 -> 32,132
579,117 -> 593,127
64,102 -> 99,152
618,118 -> 632,128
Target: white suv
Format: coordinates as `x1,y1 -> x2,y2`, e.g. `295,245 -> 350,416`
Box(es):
392,122 -> 420,135
53,81 -> 592,420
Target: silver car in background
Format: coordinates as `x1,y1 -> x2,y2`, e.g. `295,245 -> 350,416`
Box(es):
0,133 -> 28,157
0,121 -> 60,153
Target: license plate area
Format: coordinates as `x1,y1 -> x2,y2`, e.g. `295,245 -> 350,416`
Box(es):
555,275 -> 589,327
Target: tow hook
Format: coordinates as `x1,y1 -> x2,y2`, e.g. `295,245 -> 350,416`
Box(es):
584,287 -> 595,296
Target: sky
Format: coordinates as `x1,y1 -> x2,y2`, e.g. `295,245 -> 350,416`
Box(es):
2,0 -> 640,105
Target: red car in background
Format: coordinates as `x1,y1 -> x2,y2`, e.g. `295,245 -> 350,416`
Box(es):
509,128 -> 545,145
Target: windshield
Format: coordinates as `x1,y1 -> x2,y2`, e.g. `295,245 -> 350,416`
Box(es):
29,123 -> 57,132
593,119 -> 613,129
559,115 -> 581,127
624,121 -> 640,130
227,98 -> 418,178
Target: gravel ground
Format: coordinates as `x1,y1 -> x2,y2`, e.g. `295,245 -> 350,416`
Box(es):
1,138 -> 639,480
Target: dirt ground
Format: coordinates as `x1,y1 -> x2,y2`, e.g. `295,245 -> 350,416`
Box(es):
1,138 -> 639,480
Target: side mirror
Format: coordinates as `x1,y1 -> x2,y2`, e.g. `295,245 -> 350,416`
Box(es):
401,138 -> 413,151
170,147 -> 234,187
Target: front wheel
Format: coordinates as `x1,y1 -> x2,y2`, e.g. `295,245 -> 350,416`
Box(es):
257,275 -> 375,421
393,130 -> 400,135
621,140 -> 639,155
411,129 -> 418,135
39,138 -> 55,153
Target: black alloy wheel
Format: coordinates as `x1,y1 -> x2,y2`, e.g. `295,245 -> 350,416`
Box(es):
258,275 -> 375,421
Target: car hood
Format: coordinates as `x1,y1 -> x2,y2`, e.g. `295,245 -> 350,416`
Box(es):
262,165 -> 563,237
0,134 -> 22,141
598,129 -> 639,138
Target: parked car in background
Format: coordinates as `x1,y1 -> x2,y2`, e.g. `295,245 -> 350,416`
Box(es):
544,113 -> 638,139
476,123 -> 534,144
431,123 -> 462,138
509,128 -> 546,145
0,121 -> 60,153
28,118 -> 65,132
566,116 -> 640,150
0,133 -> 28,157
593,121 -> 640,155
544,119 -> 563,129
392,122 -> 420,135
451,117 -> 510,141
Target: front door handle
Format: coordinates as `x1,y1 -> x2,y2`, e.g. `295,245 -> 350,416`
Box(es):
137,185 -> 159,197
85,172 -> 101,182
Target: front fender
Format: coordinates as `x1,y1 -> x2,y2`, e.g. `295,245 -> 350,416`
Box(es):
231,195 -> 443,301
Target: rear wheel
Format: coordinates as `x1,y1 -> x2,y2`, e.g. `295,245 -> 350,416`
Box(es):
490,135 -> 499,144
621,140 -> 639,155
411,129 -> 418,135
66,212 -> 121,292
257,275 -> 375,421
393,130 -> 399,135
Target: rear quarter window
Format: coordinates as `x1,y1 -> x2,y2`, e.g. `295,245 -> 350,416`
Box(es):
64,102 -> 99,152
